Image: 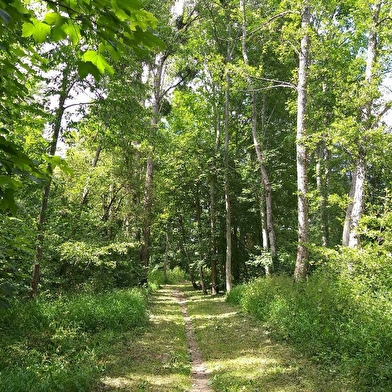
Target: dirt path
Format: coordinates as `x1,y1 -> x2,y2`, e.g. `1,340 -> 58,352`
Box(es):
173,290 -> 213,392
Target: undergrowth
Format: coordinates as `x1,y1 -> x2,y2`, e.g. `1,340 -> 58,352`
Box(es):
227,248 -> 392,391
0,288 -> 148,391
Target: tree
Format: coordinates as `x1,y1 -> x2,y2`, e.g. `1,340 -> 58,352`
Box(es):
293,2 -> 311,281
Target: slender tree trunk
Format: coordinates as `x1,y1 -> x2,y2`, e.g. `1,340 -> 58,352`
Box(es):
209,111 -> 221,295
164,230 -> 169,283
224,74 -> 232,293
240,0 -> 276,264
195,183 -> 207,294
30,68 -> 72,297
316,143 -> 328,247
294,4 -> 310,282
80,145 -> 102,207
141,53 -> 167,266
348,153 -> 366,248
178,215 -> 194,281
342,3 -> 379,249
141,156 -> 153,266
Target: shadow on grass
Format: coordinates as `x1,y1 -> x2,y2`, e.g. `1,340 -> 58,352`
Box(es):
182,285 -> 354,392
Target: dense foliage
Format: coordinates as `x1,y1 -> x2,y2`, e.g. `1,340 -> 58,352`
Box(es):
227,250 -> 392,390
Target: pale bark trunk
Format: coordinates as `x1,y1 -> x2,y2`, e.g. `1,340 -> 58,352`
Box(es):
224,56 -> 232,293
342,3 -> 380,248
141,53 -> 167,266
195,183 -> 207,294
141,156 -> 153,266
316,144 -> 328,247
164,231 -> 169,283
294,4 -> 310,282
209,111 -> 221,295
240,0 -> 276,264
30,67 -> 72,297
348,154 -> 366,248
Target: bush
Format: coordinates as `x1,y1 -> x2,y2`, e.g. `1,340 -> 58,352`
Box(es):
147,266 -> 188,289
56,241 -> 143,292
228,258 -> 392,391
0,288 -> 149,391
166,266 -> 187,284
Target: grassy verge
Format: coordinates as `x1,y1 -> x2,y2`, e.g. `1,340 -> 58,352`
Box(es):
0,288 -> 148,392
92,285 -> 192,391
227,272 -> 392,391
183,285 -> 354,392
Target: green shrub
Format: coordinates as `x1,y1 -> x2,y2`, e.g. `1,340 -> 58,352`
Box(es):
166,266 -> 188,284
226,284 -> 246,305
228,259 -> 392,391
147,267 -> 165,289
0,288 -> 149,391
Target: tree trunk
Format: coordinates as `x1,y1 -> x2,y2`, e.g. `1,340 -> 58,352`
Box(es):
316,143 -> 329,247
164,230 -> 169,283
224,66 -> 232,293
80,145 -> 102,207
343,1 -> 381,248
30,67 -> 72,297
348,153 -> 366,248
141,53 -> 167,266
294,4 -> 311,282
141,155 -> 153,266
240,0 -> 276,264
342,3 -> 380,249
209,111 -> 221,295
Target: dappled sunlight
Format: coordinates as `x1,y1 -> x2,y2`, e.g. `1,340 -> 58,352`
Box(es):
100,372 -> 190,391
192,310 -> 238,321
207,354 -> 294,379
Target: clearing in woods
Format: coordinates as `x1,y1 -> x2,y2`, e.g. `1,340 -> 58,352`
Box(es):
93,284 -> 352,391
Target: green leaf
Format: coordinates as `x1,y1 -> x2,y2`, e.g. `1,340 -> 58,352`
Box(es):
22,19 -> 51,42
116,0 -> 142,11
44,12 -> 61,24
62,22 -> 81,44
77,60 -> 101,80
51,24 -> 67,41
21,21 -> 35,38
82,50 -> 114,75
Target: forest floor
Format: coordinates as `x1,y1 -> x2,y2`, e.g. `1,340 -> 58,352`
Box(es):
93,283 -> 353,391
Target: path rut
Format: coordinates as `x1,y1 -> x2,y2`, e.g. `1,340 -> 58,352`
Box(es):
173,290 -> 213,392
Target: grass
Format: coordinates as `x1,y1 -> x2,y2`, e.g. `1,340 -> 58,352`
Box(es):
182,285 -> 354,392
92,286 -> 192,391
0,288 -> 149,392
1,281 -> 365,391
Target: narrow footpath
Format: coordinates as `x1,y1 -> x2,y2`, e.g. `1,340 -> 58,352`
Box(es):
94,284 -> 352,391
173,289 -> 213,392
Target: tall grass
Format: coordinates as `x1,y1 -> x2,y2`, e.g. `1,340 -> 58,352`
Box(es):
0,288 -> 148,391
227,253 -> 392,391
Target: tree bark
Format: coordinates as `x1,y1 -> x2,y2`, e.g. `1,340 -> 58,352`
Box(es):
316,143 -> 329,247
224,53 -> 232,293
294,4 -> 310,282
209,110 -> 221,295
342,2 -> 380,248
141,53 -> 167,266
141,155 -> 153,266
30,67 -> 72,297
240,0 -> 276,266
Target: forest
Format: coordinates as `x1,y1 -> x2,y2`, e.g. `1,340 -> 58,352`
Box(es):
1,0 -> 392,390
